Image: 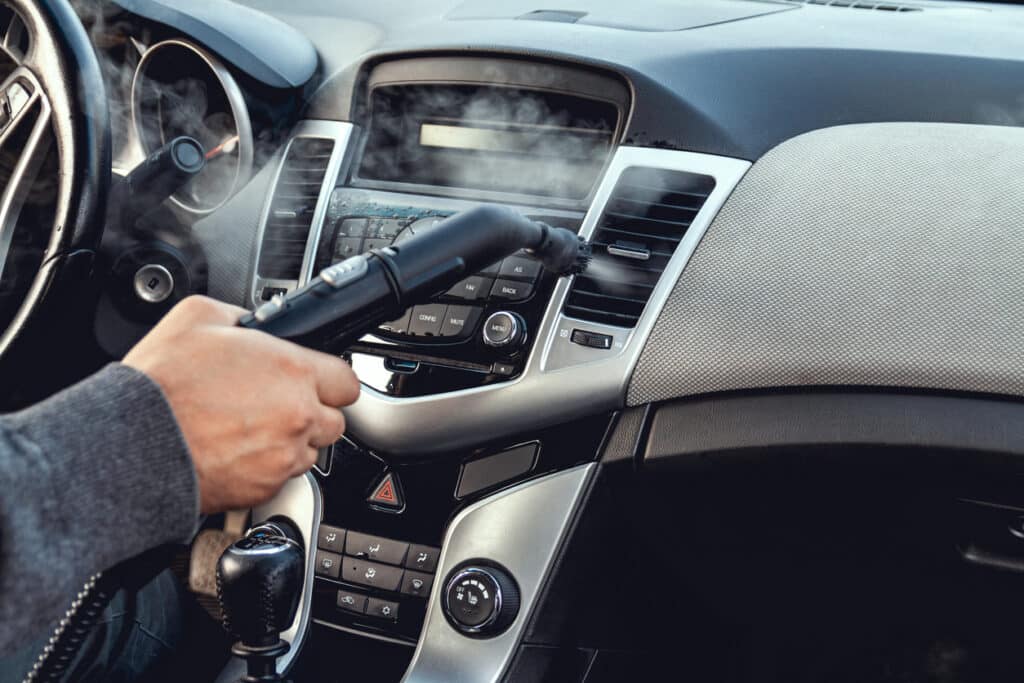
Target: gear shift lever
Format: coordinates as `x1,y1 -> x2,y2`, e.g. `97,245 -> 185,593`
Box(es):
217,521 -> 305,683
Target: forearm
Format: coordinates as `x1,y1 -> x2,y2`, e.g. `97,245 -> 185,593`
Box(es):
0,363 -> 199,653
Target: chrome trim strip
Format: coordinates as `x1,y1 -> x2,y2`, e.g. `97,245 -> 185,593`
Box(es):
254,472 -> 322,675
337,147 -> 750,455
403,464 -> 595,683
251,120 -> 355,307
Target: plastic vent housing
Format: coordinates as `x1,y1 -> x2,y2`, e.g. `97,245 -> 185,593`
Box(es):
564,167 -> 715,328
257,137 -> 335,280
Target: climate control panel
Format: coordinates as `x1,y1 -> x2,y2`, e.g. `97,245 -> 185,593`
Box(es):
312,525 -> 441,641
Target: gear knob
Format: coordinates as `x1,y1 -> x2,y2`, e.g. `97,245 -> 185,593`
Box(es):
217,521 -> 304,682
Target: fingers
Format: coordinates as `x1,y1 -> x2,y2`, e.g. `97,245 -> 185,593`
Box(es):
175,295 -> 250,326
308,404 -> 346,448
291,446 -> 321,477
304,350 -> 361,407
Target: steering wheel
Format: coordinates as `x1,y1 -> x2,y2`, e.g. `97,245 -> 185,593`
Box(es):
0,0 -> 108,362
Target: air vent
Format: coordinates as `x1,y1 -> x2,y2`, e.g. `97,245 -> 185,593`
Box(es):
798,0 -> 923,11
257,137 -> 335,280
564,167 -> 715,328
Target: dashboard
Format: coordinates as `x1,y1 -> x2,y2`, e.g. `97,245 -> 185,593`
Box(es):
60,0 -> 1024,681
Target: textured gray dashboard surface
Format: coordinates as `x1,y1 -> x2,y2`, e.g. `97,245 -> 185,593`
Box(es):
193,157 -> 278,307
628,122 -> 1024,406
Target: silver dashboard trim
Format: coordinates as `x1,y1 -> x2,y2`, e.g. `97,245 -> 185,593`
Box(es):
239,473 -> 322,677
403,463 -> 595,683
333,147 -> 750,455
251,120 -> 355,307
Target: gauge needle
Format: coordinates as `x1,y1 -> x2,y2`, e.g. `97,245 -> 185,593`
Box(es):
205,134 -> 240,160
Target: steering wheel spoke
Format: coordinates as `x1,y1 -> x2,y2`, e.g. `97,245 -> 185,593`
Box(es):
0,0 -> 109,363
0,66 -> 49,281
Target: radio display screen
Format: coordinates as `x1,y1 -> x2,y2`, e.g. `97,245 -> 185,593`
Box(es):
358,85 -> 618,200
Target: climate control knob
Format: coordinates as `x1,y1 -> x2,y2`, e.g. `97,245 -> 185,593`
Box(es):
442,565 -> 520,637
481,311 -> 526,348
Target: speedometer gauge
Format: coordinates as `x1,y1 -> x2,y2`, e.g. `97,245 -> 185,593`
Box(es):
131,40 -> 254,215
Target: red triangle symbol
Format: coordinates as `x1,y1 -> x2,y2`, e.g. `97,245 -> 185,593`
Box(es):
375,478 -> 396,503
369,473 -> 402,508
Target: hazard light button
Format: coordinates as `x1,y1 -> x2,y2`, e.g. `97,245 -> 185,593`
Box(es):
368,472 -> 404,511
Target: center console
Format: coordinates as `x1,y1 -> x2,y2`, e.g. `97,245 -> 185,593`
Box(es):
236,54 -> 751,683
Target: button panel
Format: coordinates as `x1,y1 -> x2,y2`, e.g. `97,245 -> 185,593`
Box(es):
317,525 -> 346,553
314,526 -> 442,634
345,531 -> 409,565
342,557 -> 404,591
327,216 -> 546,339
366,597 -> 400,622
401,570 -> 435,597
490,278 -> 534,301
408,304 -> 446,336
315,550 -> 341,579
317,207 -> 581,394
405,544 -> 441,572
336,589 -> 367,614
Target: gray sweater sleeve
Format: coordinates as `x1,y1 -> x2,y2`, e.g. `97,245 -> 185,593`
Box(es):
0,363 -> 199,653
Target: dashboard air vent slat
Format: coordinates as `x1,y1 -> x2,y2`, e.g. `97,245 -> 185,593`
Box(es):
257,137 -> 335,280
563,167 -> 715,328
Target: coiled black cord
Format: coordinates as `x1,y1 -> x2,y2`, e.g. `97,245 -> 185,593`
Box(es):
22,547 -> 174,683
23,572 -> 116,683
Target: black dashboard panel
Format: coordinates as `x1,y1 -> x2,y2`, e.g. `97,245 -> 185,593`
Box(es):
66,1 -> 1024,680
236,0 -> 1024,160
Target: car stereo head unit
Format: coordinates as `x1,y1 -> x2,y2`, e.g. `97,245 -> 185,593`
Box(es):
297,189 -> 582,397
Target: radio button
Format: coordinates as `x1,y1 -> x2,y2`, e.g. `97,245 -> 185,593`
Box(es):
499,256 -> 541,281
408,304 -> 446,336
447,276 -> 492,301
335,218 -> 367,237
334,237 -> 363,259
440,306 -> 482,338
379,219 -> 406,239
363,237 -> 392,252
490,279 -> 534,301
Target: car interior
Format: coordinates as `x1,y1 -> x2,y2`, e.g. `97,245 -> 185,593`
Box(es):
3,0 -> 1024,680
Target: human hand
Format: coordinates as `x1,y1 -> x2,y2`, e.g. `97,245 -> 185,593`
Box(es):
124,295 -> 359,513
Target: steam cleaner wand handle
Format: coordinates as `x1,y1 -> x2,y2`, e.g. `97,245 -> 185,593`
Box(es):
238,205 -> 588,352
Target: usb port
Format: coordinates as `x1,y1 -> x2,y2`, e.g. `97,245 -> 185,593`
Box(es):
384,358 -> 419,374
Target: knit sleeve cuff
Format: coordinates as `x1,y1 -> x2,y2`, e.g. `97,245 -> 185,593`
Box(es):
9,362 -> 200,562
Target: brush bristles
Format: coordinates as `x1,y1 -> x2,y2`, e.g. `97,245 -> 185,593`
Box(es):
572,237 -> 593,275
